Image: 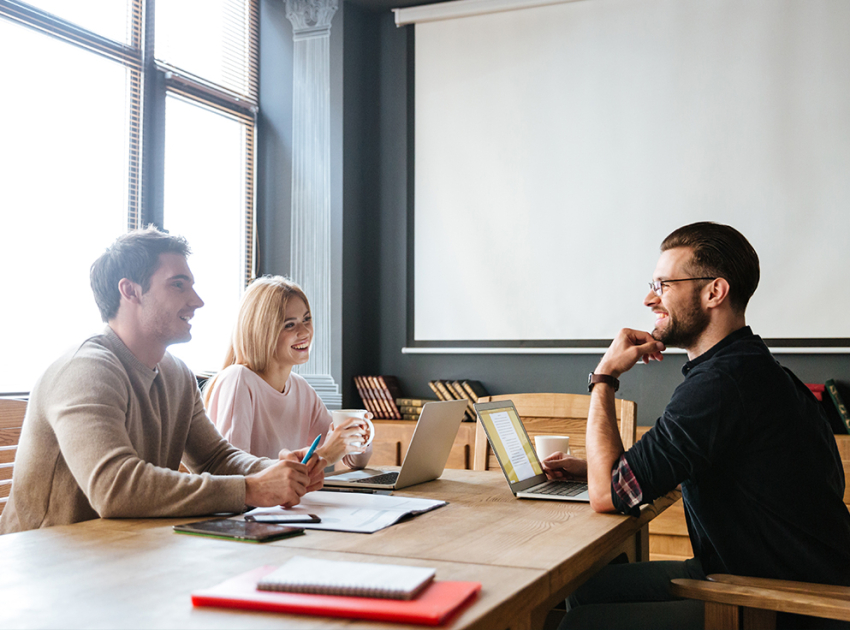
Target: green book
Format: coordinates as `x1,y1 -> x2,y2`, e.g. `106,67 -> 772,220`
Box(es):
825,380 -> 850,435
395,398 -> 438,407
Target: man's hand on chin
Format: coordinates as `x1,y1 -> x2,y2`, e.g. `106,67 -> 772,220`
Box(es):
597,328 -> 666,378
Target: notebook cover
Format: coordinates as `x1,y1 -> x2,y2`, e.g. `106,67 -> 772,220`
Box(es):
192,566 -> 481,626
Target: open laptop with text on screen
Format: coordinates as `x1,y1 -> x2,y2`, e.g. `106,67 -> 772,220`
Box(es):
323,399 -> 468,491
473,399 -> 590,502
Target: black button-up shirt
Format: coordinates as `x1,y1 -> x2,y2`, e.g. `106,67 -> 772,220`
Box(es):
615,326 -> 850,585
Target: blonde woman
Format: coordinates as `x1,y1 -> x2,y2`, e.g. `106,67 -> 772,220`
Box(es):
205,276 -> 371,468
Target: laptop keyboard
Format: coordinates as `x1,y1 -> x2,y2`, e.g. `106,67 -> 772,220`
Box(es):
526,480 -> 587,497
350,472 -> 399,485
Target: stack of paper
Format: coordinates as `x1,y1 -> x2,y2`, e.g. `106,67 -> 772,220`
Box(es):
245,490 -> 446,534
257,556 -> 435,600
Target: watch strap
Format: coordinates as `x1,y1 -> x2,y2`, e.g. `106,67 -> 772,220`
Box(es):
588,372 -> 620,392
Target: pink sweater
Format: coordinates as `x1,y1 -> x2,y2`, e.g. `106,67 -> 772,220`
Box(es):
207,365 -> 370,467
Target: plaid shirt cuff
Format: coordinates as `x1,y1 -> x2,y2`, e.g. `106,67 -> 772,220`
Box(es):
611,453 -> 643,508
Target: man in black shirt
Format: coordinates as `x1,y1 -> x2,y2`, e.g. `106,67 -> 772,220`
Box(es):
547,222 -> 850,629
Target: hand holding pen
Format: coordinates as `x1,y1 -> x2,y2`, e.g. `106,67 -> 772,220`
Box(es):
291,436 -> 326,494
301,434 -> 322,464
244,438 -> 326,509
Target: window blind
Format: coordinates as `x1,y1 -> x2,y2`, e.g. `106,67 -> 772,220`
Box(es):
155,0 -> 259,106
0,0 -> 260,390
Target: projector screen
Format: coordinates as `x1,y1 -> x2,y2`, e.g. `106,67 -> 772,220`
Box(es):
411,0 -> 850,345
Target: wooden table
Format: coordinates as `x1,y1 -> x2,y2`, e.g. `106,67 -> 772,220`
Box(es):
0,469 -> 676,629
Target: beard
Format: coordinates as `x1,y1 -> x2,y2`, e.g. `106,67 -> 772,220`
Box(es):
652,290 -> 710,349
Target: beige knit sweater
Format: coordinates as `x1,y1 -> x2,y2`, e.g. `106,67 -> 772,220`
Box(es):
0,327 -> 269,534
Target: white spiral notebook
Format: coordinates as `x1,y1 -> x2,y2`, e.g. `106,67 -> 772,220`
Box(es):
256,556 -> 436,600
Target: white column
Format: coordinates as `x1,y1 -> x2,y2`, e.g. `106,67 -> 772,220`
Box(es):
286,0 -> 341,409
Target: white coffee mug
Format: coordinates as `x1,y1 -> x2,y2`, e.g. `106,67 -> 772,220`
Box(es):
534,435 -> 571,460
331,409 -> 375,449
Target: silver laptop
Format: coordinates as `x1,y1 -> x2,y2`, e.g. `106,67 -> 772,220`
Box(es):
323,399 -> 468,491
474,399 -> 590,502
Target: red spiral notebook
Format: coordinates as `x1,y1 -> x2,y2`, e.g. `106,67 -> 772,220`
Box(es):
191,565 -> 481,626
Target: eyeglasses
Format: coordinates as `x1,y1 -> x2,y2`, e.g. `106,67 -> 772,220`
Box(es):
648,278 -> 716,297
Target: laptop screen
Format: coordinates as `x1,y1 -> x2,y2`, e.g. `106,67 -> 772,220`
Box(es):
476,404 -> 544,483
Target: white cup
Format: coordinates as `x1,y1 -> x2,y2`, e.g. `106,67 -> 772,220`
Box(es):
331,409 -> 375,449
534,435 -> 571,460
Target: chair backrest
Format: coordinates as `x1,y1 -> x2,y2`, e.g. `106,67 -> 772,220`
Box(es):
0,398 -> 27,516
472,392 -> 637,471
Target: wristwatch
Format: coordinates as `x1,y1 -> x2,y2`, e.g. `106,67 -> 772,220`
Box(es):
588,373 -> 619,392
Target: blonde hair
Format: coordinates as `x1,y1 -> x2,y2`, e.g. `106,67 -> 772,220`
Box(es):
204,276 -> 311,404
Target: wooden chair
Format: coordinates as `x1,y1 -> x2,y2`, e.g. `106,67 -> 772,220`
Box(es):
473,392 -> 637,471
671,574 -> 850,629
0,398 -> 27,517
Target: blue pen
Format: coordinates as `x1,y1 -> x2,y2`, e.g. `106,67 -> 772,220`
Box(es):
301,434 -> 322,464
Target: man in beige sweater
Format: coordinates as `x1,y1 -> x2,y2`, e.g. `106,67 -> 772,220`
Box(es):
0,227 -> 324,534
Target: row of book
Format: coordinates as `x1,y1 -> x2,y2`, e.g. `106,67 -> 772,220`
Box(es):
353,375 -> 404,419
352,373 -> 442,420
427,379 -> 489,422
352,376 -> 491,422
806,380 -> 850,434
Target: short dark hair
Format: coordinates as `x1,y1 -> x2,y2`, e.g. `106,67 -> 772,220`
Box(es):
90,226 -> 191,322
661,222 -> 760,313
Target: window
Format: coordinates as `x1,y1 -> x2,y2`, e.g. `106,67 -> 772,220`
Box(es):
0,0 -> 258,393
162,95 -> 252,373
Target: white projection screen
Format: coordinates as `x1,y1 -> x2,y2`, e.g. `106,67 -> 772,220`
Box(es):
411,0 -> 850,345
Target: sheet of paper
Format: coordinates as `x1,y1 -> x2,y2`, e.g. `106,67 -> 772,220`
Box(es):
246,491 -> 447,534
489,410 -> 536,481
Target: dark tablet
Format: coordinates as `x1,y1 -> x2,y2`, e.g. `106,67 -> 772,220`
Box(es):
173,518 -> 305,543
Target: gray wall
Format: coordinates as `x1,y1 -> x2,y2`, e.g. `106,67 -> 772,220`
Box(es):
257,0 -> 294,276
342,4 -> 383,394
262,3 -> 850,426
